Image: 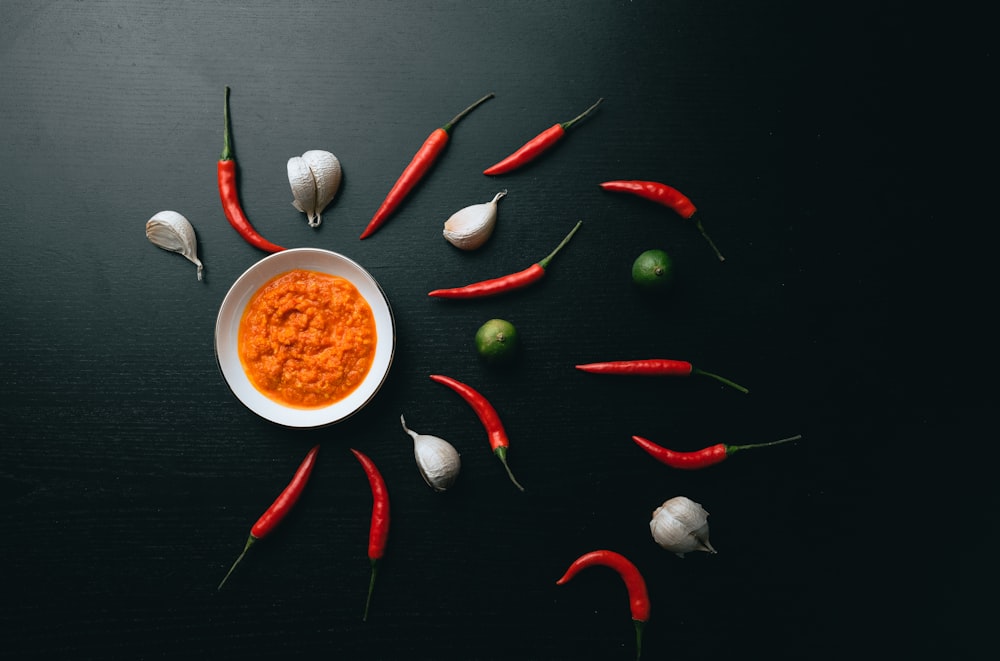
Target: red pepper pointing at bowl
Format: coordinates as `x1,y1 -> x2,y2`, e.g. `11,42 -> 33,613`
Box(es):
631,434 -> 803,470
360,93 -> 495,240
428,221 -> 582,299
429,374 -> 524,491
218,445 -> 320,590
599,180 -> 725,261
483,98 -> 603,175
556,549 -> 650,660
575,359 -> 749,394
218,87 -> 285,253
350,448 -> 390,621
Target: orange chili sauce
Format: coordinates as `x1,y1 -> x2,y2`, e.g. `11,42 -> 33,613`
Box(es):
238,269 -> 377,409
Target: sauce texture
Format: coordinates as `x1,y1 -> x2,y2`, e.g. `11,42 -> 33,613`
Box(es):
238,269 -> 377,408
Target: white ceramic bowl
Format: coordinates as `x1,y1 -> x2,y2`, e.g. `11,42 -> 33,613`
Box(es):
215,248 -> 395,428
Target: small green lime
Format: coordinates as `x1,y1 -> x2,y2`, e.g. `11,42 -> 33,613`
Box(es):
631,249 -> 675,292
475,319 -> 519,365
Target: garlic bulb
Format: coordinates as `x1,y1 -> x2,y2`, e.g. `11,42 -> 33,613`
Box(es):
287,149 -> 342,227
401,414 -> 461,492
650,496 -> 717,558
442,189 -> 506,250
145,210 -> 204,281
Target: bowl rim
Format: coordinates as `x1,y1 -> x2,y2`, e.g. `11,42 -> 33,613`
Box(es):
214,247 -> 395,429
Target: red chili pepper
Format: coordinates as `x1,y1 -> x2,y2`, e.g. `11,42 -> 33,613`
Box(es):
359,92 -> 495,240
217,87 -> 285,253
483,98 -> 603,175
600,180 -> 724,262
350,448 -> 390,621
556,549 -> 650,661
428,221 -> 582,299
428,374 -> 524,491
632,433 -> 802,469
218,444 -> 320,590
575,359 -> 749,394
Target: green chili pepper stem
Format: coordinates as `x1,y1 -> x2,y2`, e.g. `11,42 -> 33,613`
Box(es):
362,558 -> 379,622
442,92 -> 495,133
691,368 -> 749,394
560,97 -> 604,131
727,434 -> 803,456
693,217 -> 725,262
538,221 -> 583,270
217,535 -> 255,591
221,86 -> 234,162
634,620 -> 645,660
493,446 -> 525,492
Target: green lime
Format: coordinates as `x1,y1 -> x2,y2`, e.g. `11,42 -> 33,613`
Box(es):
475,319 -> 519,365
631,249 -> 674,292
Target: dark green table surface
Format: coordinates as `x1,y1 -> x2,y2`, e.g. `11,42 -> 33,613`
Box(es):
1,1 -> 988,659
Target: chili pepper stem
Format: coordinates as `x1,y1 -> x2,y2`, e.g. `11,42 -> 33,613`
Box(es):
221,86 -> 233,161
443,92 -> 495,132
538,220 -> 583,269
218,535 -> 256,591
362,558 -> 379,622
634,619 -> 645,660
692,368 -> 749,393
560,97 -> 604,131
494,446 -> 525,492
694,217 -> 725,262
728,434 -> 802,456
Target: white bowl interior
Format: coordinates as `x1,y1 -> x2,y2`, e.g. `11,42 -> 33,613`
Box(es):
215,248 -> 395,428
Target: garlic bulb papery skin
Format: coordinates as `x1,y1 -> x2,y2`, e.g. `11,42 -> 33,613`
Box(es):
650,496 -> 717,558
145,210 -> 204,281
401,414 -> 461,492
287,150 -> 342,228
442,189 -> 506,250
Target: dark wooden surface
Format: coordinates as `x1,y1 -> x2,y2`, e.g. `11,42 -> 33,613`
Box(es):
1,1 -> 987,659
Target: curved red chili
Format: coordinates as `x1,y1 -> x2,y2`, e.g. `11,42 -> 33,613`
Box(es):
350,448 -> 390,621
428,373 -> 524,491
218,444 -> 320,590
483,98 -> 603,175
631,434 -> 802,469
600,180 -> 724,262
428,220 -> 582,299
575,359 -> 749,394
556,549 -> 650,660
360,93 -> 495,239
600,180 -> 697,217
218,87 -> 285,253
